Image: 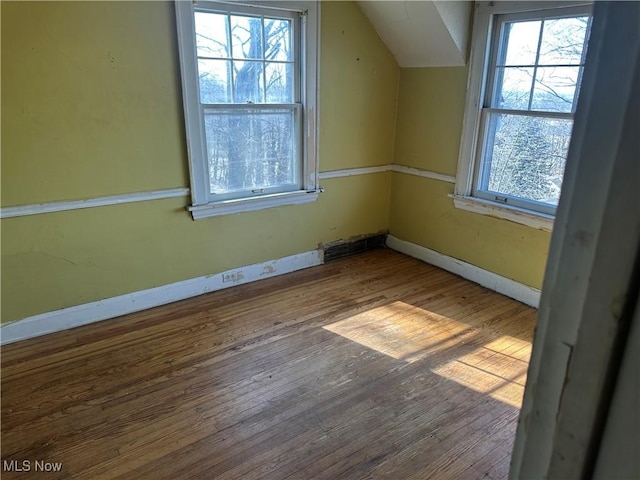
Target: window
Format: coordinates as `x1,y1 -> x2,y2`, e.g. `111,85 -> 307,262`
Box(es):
455,2 -> 592,229
175,1 -> 319,219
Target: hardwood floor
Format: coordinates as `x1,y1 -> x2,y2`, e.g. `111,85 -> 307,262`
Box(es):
1,249 -> 536,479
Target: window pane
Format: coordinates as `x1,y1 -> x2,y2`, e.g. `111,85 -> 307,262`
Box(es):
532,67 -> 579,112
264,18 -> 292,61
494,67 -> 534,110
231,15 -> 263,60
204,108 -> 298,194
501,21 -> 541,66
195,12 -> 229,58
482,113 -> 573,205
198,59 -> 232,103
539,17 -> 589,65
233,61 -> 264,103
265,63 -> 293,102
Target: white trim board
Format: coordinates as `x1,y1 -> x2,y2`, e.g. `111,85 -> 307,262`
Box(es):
0,250 -> 323,345
386,235 -> 541,308
390,164 -> 456,184
320,164 -> 456,183
188,190 -> 320,219
0,188 -> 190,219
319,165 -> 389,179
451,194 -> 554,232
1,165 -> 456,219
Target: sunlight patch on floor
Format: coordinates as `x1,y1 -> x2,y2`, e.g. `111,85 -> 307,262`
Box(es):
323,301 -> 474,363
323,301 -> 532,407
431,341 -> 530,408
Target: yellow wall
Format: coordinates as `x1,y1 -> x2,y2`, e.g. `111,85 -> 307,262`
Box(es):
0,1 -> 398,323
1,1 -> 188,205
320,2 -> 399,170
1,1 -> 551,325
390,67 -> 551,288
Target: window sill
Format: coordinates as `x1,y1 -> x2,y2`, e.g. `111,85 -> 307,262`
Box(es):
187,189 -> 321,219
450,194 -> 554,231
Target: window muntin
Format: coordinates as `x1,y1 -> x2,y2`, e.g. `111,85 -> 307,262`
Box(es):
195,10 -> 296,105
195,6 -> 299,200
473,7 -> 592,215
175,1 -> 318,217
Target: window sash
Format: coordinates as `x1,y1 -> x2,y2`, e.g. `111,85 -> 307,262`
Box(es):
473,109 -> 574,216
472,4 -> 592,215
194,5 -> 301,106
195,4 -> 303,202
195,1 -> 304,17
485,7 -> 592,116
175,0 -> 318,213
201,104 -> 302,202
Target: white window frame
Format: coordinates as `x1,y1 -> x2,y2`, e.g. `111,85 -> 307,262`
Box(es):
175,0 -> 320,219
453,1 -> 592,231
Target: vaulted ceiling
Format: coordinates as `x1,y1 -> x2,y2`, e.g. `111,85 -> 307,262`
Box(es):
357,1 -> 472,67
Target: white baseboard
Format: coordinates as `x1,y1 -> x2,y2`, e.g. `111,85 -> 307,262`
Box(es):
0,250 -> 323,345
386,235 -> 541,308
1,239 -> 539,345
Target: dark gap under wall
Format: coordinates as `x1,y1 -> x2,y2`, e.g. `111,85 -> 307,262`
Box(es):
323,232 -> 388,263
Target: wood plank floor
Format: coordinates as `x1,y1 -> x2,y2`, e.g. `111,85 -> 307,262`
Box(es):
1,249 -> 537,479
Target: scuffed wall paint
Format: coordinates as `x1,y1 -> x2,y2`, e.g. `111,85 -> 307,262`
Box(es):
2,173 -> 391,323
394,67 -> 467,175
390,67 -> 551,288
0,1 -> 398,323
321,2 -> 399,171
1,1 -> 188,206
389,175 -> 550,288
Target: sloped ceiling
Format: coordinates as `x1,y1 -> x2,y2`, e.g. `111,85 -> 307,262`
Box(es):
357,1 -> 472,67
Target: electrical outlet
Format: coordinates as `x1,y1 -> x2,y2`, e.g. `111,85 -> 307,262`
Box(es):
222,270 -> 244,283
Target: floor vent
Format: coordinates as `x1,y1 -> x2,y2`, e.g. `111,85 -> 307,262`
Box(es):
323,233 -> 388,263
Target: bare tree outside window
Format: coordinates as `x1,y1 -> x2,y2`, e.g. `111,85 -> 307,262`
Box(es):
479,14 -> 591,207
194,11 -> 298,195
